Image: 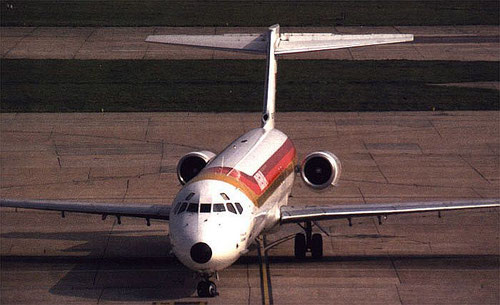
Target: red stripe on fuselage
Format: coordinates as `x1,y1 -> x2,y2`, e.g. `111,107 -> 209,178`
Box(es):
258,138 -> 295,185
202,138 -> 296,196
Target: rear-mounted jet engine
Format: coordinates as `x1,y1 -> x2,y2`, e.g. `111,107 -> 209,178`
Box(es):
300,151 -> 342,189
177,151 -> 216,185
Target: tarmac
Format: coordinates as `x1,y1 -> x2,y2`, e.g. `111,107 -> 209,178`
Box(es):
1,111 -> 498,304
1,25 -> 499,61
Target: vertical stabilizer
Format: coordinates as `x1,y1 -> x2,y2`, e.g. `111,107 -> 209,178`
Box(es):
261,25 -> 280,131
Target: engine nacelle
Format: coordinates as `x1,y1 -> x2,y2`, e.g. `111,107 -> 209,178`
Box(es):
176,151 -> 216,185
300,151 -> 342,190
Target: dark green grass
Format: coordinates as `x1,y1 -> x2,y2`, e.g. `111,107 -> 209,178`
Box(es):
1,0 -> 498,27
1,59 -> 498,112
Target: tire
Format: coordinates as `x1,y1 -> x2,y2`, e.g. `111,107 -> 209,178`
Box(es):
311,233 -> 323,259
197,280 -> 218,297
294,233 -> 306,259
208,281 -> 218,297
197,281 -> 209,297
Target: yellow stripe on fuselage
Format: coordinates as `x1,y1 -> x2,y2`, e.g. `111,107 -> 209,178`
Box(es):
190,158 -> 296,207
189,172 -> 260,204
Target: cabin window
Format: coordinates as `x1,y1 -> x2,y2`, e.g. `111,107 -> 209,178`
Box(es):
226,203 -> 237,214
185,192 -> 195,200
177,202 -> 188,214
220,193 -> 230,201
213,204 -> 226,212
187,203 -> 199,213
234,202 -> 243,214
200,203 -> 211,213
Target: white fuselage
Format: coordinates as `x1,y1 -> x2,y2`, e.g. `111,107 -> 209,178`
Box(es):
169,128 -> 297,273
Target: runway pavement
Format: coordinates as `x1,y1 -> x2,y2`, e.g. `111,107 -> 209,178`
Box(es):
1,26 -> 499,61
0,112 -> 498,304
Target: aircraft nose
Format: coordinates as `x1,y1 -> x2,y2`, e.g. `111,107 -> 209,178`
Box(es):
190,242 -> 212,264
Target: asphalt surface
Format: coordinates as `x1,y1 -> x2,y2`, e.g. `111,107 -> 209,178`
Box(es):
1,26 -> 499,60
1,112 -> 498,304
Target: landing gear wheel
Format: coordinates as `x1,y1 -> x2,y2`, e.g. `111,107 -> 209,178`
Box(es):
197,281 -> 208,297
311,233 -> 323,258
207,281 -> 218,297
197,280 -> 218,297
294,233 -> 306,259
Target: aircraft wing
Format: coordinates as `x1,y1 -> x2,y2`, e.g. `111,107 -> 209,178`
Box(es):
0,199 -> 170,221
280,199 -> 499,224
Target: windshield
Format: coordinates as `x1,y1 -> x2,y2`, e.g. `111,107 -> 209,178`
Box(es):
175,202 -> 242,215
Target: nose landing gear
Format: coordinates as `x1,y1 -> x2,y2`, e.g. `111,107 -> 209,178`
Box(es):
197,280 -> 218,297
197,274 -> 218,297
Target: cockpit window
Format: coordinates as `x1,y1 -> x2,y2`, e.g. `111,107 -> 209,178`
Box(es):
187,203 -> 199,213
173,202 -> 182,214
200,203 -> 211,213
177,202 -> 188,214
213,204 -> 226,212
185,192 -> 195,200
234,202 -> 243,214
220,193 -> 230,200
226,203 -> 237,214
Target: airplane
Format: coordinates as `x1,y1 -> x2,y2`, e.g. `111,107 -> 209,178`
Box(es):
1,24 -> 499,298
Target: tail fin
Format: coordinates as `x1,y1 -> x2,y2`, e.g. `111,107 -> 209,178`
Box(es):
146,25 -> 414,130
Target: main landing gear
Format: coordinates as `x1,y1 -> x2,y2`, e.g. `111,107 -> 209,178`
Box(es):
294,221 -> 323,259
197,274 -> 218,297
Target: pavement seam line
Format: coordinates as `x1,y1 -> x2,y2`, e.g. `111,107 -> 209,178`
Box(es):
363,141 -> 390,184
142,27 -> 157,60
346,47 -> 354,60
159,140 -> 165,174
73,28 -> 96,60
3,26 -> 37,58
459,154 -> 492,185
123,179 -> 130,202
390,258 -> 402,285
246,261 -> 252,305
0,172 -> 159,190
96,287 -> 105,304
333,116 -> 339,138
92,221 -> 115,288
342,177 -> 493,190
428,120 -> 443,139
395,284 -> 404,305
358,187 -> 367,204
411,43 -> 426,60
144,117 -> 152,141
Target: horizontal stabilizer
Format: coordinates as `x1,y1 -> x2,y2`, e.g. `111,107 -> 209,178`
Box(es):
146,34 -> 267,53
146,31 -> 413,55
275,33 -> 414,54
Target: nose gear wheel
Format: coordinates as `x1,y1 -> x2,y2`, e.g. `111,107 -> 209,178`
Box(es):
197,280 -> 218,297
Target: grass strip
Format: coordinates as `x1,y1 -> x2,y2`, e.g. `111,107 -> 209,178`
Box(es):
1,59 -> 498,112
1,0 -> 498,27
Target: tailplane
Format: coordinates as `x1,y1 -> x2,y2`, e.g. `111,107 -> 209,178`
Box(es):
146,25 -> 414,130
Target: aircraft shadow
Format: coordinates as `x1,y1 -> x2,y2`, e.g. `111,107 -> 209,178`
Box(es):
1,230 -> 197,301
236,253 -> 499,268
2,231 -> 498,302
